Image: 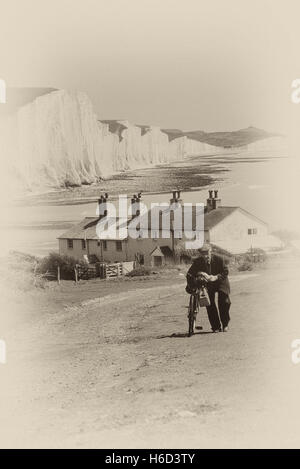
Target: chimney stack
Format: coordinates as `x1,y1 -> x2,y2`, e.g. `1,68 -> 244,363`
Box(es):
98,193 -> 108,217
206,189 -> 221,212
131,193 -> 142,217
170,190 -> 182,205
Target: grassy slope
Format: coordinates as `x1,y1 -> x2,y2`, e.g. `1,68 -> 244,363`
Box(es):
162,126 -> 280,147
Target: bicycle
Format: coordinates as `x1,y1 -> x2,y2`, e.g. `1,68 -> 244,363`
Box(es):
187,275 -> 210,337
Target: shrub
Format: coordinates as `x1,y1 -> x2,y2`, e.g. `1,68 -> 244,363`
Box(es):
237,261 -> 253,272
126,266 -> 153,277
247,248 -> 267,262
236,248 -> 266,272
37,252 -> 81,280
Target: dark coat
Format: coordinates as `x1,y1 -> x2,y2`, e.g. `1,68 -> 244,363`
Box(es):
187,253 -> 230,295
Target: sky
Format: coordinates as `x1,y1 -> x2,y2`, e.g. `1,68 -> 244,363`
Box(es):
1,0 -> 300,134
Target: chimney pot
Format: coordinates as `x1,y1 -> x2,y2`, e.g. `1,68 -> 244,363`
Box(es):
131,194 -> 141,217
98,195 -> 108,218
207,189 -> 221,212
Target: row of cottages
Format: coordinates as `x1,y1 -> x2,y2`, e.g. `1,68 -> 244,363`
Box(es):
58,190 -> 283,266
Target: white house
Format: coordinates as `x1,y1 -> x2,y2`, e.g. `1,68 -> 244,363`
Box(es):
200,190 -> 282,254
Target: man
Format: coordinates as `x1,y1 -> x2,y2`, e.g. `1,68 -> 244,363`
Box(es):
186,243 -> 231,333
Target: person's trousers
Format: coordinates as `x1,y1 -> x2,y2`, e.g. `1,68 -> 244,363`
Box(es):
206,290 -> 231,331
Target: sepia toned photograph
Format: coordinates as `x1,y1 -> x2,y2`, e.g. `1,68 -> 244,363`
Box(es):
0,0 -> 300,451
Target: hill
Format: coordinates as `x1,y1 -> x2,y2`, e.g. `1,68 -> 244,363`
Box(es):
162,126 -> 280,148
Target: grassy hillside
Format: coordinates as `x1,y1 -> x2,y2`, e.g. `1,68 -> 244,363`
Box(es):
162,126 -> 281,148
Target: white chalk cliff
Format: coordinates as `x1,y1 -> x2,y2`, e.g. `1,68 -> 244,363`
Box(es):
0,89 -> 285,195
1,90 -> 113,192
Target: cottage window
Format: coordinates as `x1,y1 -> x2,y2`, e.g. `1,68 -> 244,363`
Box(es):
67,239 -> 73,249
248,228 -> 258,235
103,240 -> 107,251
116,241 -> 122,251
82,239 -> 86,250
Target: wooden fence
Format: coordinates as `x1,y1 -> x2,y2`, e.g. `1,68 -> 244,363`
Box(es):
105,263 -> 123,278
100,261 -> 135,279
77,261 -> 135,280
76,264 -> 98,280
45,261 -> 135,283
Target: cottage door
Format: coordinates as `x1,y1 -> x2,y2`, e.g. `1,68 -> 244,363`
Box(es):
153,256 -> 163,267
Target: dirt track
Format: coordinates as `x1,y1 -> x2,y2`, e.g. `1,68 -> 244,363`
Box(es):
1,254 -> 300,448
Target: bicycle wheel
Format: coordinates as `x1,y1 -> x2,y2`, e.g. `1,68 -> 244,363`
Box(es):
188,295 -> 196,337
